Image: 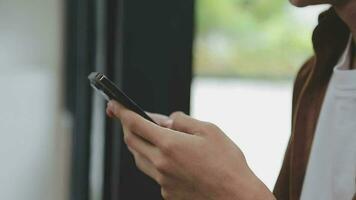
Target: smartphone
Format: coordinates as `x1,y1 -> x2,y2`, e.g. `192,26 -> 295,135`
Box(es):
88,72 -> 157,124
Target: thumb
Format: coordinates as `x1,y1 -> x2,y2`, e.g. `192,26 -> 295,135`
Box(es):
169,111 -> 203,135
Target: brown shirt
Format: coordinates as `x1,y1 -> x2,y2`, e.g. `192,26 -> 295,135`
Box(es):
352,41 -> 356,68
273,8 -> 355,200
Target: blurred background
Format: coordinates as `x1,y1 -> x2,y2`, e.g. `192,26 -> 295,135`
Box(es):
0,0 -> 327,199
192,0 -> 328,190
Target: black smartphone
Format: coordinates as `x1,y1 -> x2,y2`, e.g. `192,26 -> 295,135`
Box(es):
88,72 -> 156,124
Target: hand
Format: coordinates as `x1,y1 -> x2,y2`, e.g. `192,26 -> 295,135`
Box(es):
107,101 -> 275,200
145,112 -> 174,129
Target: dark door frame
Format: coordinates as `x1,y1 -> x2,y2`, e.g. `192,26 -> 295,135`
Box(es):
65,0 -> 195,199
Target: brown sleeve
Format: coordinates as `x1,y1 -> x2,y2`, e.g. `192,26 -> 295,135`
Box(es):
273,57 -> 315,199
273,138 -> 292,199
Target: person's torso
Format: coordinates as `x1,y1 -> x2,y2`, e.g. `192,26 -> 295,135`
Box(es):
300,35 -> 356,200
273,8 -> 355,200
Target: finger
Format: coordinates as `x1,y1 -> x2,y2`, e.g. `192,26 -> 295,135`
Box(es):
107,100 -> 126,119
108,100 -> 171,147
146,112 -> 173,128
169,111 -> 206,135
106,103 -> 114,118
122,126 -> 160,163
130,148 -> 161,182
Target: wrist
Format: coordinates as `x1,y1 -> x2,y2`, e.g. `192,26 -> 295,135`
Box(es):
246,175 -> 275,200
225,168 -> 276,200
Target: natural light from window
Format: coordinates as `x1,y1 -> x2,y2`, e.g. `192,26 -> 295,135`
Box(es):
191,1 -> 329,189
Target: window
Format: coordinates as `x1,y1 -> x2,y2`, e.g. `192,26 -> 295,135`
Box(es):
192,1 -> 329,189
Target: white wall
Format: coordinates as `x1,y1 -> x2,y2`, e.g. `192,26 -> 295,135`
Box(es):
0,0 -> 70,200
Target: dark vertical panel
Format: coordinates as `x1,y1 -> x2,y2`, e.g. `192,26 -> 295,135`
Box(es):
65,0 -> 97,199
122,0 -> 194,114
64,0 -> 77,113
111,0 -> 195,199
80,0 -> 196,199
103,0 -> 124,199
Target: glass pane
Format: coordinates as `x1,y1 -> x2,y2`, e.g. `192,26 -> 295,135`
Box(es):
192,0 -> 328,189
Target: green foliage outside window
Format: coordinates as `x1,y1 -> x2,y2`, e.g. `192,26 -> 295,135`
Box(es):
194,0 -> 319,80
